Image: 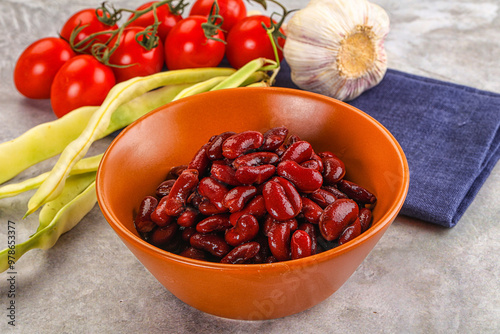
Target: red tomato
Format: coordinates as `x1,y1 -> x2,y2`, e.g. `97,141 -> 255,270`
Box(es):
60,8 -> 118,53
14,37 -> 76,99
225,15 -> 285,69
50,55 -> 116,118
128,1 -> 182,42
189,0 -> 247,33
108,27 -> 165,83
164,16 -> 226,70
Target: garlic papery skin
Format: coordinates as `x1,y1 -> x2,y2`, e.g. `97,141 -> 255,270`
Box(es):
283,0 -> 390,101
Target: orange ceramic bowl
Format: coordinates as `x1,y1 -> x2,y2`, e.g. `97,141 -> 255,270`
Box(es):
96,87 -> 409,320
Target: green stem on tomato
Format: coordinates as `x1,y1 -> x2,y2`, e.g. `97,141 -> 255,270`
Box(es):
260,26 -> 281,84
71,0 -> 174,64
201,0 -> 226,43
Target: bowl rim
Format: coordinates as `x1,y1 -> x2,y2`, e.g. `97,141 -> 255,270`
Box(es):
96,87 -> 410,271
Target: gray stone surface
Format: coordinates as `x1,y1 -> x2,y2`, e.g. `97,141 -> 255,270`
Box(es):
0,0 -> 498,333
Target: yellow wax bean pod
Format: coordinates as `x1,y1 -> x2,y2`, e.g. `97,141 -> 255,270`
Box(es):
0,180 -> 97,273
26,67 -> 236,216
246,81 -> 271,88
0,154 -> 102,200
36,172 -> 96,233
0,106 -> 97,185
104,81 -> 195,134
0,71 -> 234,186
172,76 -> 229,101
210,58 -> 278,91
172,72 -> 269,101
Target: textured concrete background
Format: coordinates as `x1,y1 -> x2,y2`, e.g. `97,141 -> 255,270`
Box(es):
0,0 -> 499,333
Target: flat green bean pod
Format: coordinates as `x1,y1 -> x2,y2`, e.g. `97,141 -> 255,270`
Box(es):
26,67 -> 236,216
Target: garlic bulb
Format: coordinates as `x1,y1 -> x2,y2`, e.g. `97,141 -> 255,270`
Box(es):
283,0 -> 390,101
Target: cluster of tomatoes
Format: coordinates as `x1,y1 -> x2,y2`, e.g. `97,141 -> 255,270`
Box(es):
13,0 -> 286,118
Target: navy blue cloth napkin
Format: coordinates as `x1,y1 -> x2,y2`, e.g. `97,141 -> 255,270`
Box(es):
275,61 -> 500,228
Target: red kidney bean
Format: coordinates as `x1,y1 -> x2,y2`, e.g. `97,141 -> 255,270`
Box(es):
298,222 -> 318,255
163,230 -> 184,252
277,160 -> 323,193
308,188 -> 338,208
265,256 -> 278,263
268,221 -> 291,261
196,214 -> 232,233
135,196 -> 158,233
198,176 -> 229,211
261,126 -> 288,151
301,153 -> 323,173
163,168 -> 199,216
135,219 -> 156,234
317,151 -> 337,159
358,207 -> 373,232
223,185 -> 257,213
176,206 -> 200,227
291,230 -> 313,260
222,130 -> 264,159
280,140 -> 314,164
252,234 -> 270,264
206,131 -> 236,160
263,216 -> 298,236
155,179 -> 176,198
233,152 -> 279,168
136,127 -> 378,264
187,190 -> 204,207
229,195 -> 267,225
225,214 -> 260,247
150,223 -> 178,247
220,241 -> 261,264
179,247 -> 206,261
181,226 -> 197,242
197,199 -> 229,215
235,164 -> 276,185
337,179 -> 377,205
319,199 -> 359,241
322,156 -> 346,185
339,218 -> 362,245
150,196 -> 175,227
166,165 -> 188,179
263,177 -> 302,221
188,143 -> 211,176
283,134 -> 301,148
321,185 -> 349,199
210,161 -> 241,186
300,197 -> 323,225
190,233 -> 231,258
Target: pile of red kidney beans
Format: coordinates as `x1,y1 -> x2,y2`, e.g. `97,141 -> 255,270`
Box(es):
134,126 -> 376,264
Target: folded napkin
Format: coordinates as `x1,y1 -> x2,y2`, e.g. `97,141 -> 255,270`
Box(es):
275,61 -> 500,228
